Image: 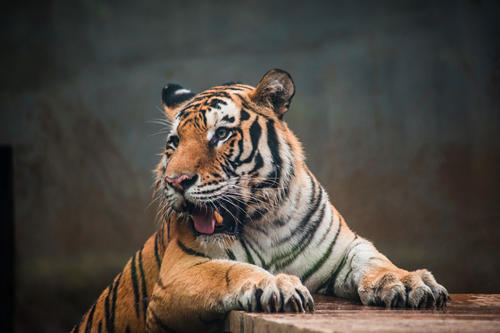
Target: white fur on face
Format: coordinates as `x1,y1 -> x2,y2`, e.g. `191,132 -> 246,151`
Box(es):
205,100 -> 241,128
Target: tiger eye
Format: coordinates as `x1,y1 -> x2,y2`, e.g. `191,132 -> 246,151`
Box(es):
215,128 -> 229,140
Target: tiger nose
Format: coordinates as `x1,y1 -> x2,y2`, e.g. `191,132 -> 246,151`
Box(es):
165,174 -> 198,192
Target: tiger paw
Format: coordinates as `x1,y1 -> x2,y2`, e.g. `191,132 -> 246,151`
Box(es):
358,268 -> 449,308
236,273 -> 314,313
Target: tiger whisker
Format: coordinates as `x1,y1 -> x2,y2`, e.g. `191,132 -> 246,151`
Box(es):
217,195 -> 256,225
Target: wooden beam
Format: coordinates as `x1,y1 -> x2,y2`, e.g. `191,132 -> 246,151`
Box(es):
225,294 -> 500,333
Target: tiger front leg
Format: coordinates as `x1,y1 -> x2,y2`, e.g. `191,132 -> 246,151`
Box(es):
146,256 -> 313,333
334,237 -> 449,309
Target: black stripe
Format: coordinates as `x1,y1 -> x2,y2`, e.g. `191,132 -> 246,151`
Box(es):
84,304 -> 96,333
248,152 -> 263,175
191,260 -> 210,267
226,249 -> 236,260
251,120 -> 283,190
208,98 -> 227,110
154,232 -> 161,269
319,235 -> 357,295
130,254 -> 141,318
177,240 -> 210,258
243,227 -> 268,252
104,285 -> 112,333
182,92 -> 231,111
265,119 -> 281,187
176,106 -> 192,120
201,90 -> 231,100
276,175 -> 319,245
272,175 -> 302,227
318,212 -> 335,245
221,115 -> 235,123
245,239 -> 269,270
343,267 -> 354,289
221,161 -> 238,178
324,254 -> 348,296
232,128 -> 245,164
240,108 -> 250,121
273,167 -> 302,227
279,143 -> 295,201
273,199 -> 326,270
340,238 -> 360,291
110,273 -> 121,333
105,273 -> 121,333
301,217 -> 342,282
198,109 -> 207,127
238,118 -> 261,164
138,248 -> 149,321
239,239 -> 255,265
97,321 -> 102,333
156,277 -> 170,291
193,184 -> 224,195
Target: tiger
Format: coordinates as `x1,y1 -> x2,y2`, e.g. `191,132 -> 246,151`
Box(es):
71,69 -> 449,333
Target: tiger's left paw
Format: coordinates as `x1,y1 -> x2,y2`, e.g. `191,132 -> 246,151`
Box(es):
358,268 -> 449,309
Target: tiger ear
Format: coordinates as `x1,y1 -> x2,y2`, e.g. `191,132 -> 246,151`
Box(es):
250,69 -> 295,119
161,83 -> 195,120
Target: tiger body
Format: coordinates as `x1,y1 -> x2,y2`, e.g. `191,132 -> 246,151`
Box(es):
72,70 -> 448,333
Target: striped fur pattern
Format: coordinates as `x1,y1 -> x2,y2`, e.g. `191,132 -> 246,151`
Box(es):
72,69 -> 448,333
71,225 -> 168,333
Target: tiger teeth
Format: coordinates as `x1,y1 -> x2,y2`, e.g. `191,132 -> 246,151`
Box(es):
214,211 -> 224,225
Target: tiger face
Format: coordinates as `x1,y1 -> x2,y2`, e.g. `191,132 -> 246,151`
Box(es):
156,69 -> 302,245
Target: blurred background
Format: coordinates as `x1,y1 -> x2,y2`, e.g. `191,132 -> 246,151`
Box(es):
1,0 -> 499,332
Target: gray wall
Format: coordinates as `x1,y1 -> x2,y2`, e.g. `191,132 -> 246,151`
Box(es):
1,1 -> 499,332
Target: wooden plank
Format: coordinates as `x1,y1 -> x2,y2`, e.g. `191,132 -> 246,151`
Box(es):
225,294 -> 500,333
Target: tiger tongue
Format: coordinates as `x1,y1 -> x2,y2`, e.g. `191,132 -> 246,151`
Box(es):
191,209 -> 216,234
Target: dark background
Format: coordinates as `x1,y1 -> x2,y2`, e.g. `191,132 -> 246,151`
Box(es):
1,1 -> 499,332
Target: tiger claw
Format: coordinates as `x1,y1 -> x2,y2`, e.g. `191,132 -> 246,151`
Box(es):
235,274 -> 314,313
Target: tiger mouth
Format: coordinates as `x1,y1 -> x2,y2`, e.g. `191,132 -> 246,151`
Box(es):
185,201 -> 243,236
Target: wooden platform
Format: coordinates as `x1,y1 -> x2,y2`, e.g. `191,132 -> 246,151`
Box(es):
225,294 -> 500,332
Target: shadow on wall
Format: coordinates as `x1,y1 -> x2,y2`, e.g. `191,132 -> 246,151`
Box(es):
1,0 -> 499,332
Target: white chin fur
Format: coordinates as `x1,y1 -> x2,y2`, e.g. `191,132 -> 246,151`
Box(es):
197,233 -> 237,250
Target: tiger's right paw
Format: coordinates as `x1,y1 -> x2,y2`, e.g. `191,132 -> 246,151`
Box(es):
236,274 -> 314,313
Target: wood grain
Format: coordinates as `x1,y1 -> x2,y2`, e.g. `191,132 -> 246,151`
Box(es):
225,294 -> 500,332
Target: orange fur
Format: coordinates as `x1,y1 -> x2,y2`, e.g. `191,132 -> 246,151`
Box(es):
72,70 -> 447,332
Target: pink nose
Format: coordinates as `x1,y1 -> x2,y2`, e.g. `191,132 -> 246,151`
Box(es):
165,174 -> 197,191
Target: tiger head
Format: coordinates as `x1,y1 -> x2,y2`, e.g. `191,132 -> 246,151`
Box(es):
156,69 -> 304,246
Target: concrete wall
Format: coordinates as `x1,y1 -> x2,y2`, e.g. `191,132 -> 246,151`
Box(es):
1,1 -> 499,331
